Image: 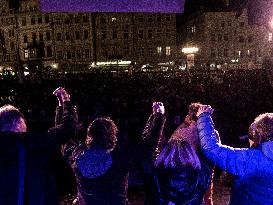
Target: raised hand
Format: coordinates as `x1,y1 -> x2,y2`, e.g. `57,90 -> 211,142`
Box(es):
152,102 -> 165,115
196,105 -> 214,117
53,87 -> 70,106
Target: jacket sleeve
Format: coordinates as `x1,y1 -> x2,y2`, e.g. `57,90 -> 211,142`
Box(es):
197,113 -> 257,177
46,101 -> 78,148
140,112 -> 166,159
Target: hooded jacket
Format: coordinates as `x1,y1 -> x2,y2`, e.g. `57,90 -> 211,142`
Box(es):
0,101 -> 77,205
197,112 -> 273,205
62,112 -> 166,205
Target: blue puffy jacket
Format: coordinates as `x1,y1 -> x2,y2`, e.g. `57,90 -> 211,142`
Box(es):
197,113 -> 273,205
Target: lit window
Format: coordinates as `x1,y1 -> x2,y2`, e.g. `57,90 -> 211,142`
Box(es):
269,33 -> 272,41
166,47 -> 171,55
112,17 -> 116,22
157,46 -> 162,55
191,25 -> 196,33
238,50 -> 241,57
24,49 -> 29,58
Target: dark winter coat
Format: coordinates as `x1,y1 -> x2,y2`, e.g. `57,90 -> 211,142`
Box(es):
155,153 -> 213,205
63,112 -> 166,205
0,101 -> 77,205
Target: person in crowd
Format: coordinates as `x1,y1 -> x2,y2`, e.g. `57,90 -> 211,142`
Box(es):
61,102 -> 166,205
0,87 -> 77,205
197,105 -> 273,205
143,102 -> 213,205
153,121 -> 213,205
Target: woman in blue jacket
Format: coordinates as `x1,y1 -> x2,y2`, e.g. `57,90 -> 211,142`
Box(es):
197,105 -> 273,205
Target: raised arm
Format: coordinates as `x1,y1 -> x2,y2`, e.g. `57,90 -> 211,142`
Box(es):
196,105 -> 257,177
140,102 -> 166,159
47,88 -> 77,147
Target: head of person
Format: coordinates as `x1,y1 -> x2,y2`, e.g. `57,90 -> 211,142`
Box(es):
182,102 -> 203,127
86,117 -> 118,151
155,139 -> 201,170
248,113 -> 273,147
171,125 -> 199,150
0,104 -> 27,132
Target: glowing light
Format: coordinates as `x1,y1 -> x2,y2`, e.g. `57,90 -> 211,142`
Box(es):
52,63 -> 58,69
182,47 -> 199,54
96,60 -> 131,66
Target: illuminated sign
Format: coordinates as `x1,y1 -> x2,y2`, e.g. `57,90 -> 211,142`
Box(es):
182,47 -> 199,54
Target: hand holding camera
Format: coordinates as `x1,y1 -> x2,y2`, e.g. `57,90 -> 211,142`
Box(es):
53,87 -> 70,106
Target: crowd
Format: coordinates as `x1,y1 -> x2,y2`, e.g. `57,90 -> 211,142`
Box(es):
0,69 -> 273,204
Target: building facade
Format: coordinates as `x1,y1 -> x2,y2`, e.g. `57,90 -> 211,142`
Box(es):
0,0 -> 177,74
181,8 -> 273,69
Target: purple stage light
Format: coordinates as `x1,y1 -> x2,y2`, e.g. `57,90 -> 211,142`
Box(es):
40,0 -> 184,13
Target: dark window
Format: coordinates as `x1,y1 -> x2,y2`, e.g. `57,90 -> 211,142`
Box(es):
75,31 -> 80,40
46,32 -> 50,41
10,42 -> 15,50
65,18 -> 70,24
23,35 -> 28,43
239,36 -> 244,43
248,36 -> 253,43
221,21 -> 225,27
47,46 -> 52,57
100,17 -> 106,23
31,17 -> 35,25
84,30 -> 88,39
22,17 -> 26,26
138,16 -> 143,22
211,49 -> 216,58
240,22 -> 245,27
218,34 -> 222,41
156,29 -> 162,38
224,34 -> 228,41
139,48 -> 144,56
38,16 -> 42,24
112,30 -> 117,39
157,15 -> 161,22
75,16 -> 80,23
123,30 -> 128,39
101,31 -> 107,39
77,50 -> 81,58
65,32 -> 70,40
148,30 -> 152,39
85,49 -> 90,58
32,33 -> 37,42
211,34 -> 215,41
83,15 -> 89,23
57,51 -> 63,59
166,14 -> 171,21
39,33 -> 43,41
45,15 -> 49,23
148,15 -> 152,22
224,49 -> 228,57
57,33 -> 62,41
56,18 -> 61,25
67,51 -> 71,59
166,29 -> 170,37
138,30 -> 143,39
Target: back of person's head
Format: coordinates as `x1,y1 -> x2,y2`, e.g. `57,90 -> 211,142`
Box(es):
87,117 -> 118,151
188,102 -> 203,122
0,104 -> 26,132
249,113 -> 273,146
155,139 -> 201,170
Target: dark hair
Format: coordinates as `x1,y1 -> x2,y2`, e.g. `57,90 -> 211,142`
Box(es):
155,139 -> 201,169
188,102 -> 203,122
0,104 -> 25,131
248,113 -> 273,146
87,117 -> 118,151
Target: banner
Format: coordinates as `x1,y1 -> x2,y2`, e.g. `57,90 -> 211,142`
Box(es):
40,0 -> 184,13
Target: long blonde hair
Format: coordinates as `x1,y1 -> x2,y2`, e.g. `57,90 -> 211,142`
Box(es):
155,139 -> 201,170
